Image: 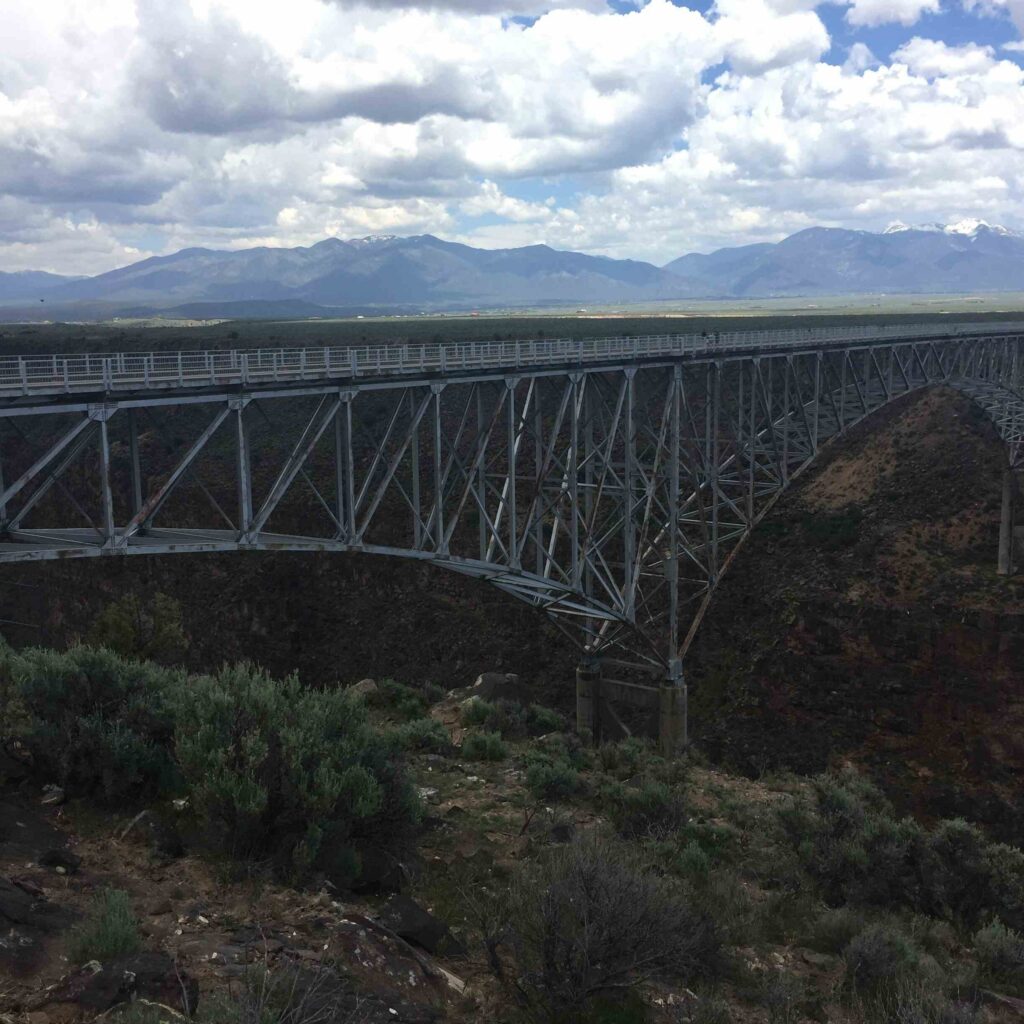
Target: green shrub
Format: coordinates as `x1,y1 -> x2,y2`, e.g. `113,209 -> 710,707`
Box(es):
462,699 -> 567,740
70,888 -> 141,964
461,698 -> 528,738
423,682 -> 446,704
843,923 -> 926,993
462,730 -> 508,761
173,664 -> 420,878
386,717 -> 452,754
778,769 -> 924,910
604,779 -> 688,839
88,592 -> 188,664
808,906 -> 868,954
921,819 -> 1024,928
366,679 -> 429,721
524,749 -> 582,801
974,920 -> 1024,984
759,969 -> 804,1024
0,640 -> 29,755
676,841 -> 711,884
595,737 -> 655,779
688,867 -> 759,947
528,704 -> 566,734
496,836 -> 721,1022
779,771 -> 1024,929
14,645 -> 183,803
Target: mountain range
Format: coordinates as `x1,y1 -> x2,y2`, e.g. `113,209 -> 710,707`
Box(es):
3,221 -> 1023,317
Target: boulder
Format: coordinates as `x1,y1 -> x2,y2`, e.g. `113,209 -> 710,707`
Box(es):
40,786 -> 65,807
37,952 -> 199,1015
465,671 -> 524,704
375,896 -> 466,958
331,916 -> 445,1022
0,876 -> 75,976
350,678 -> 378,698
0,797 -> 69,861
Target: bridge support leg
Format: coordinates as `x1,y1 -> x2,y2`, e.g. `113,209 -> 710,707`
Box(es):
576,655 -> 602,746
658,658 -> 687,758
999,468 -> 1017,576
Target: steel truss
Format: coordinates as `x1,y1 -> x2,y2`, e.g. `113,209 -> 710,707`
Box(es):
1,330 -> 1023,682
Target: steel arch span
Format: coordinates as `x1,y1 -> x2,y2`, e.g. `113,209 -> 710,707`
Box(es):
1,322 -> 1023,744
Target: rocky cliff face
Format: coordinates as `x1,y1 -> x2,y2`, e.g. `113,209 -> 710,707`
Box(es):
0,550 -> 577,702
690,386 -> 1024,842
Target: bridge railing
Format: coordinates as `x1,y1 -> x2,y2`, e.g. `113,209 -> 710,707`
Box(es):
1,320 -> 1023,397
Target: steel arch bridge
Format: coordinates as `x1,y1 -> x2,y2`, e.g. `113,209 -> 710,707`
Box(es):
1,322 -> 1023,747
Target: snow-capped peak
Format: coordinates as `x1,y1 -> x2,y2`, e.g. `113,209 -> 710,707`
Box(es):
346,234 -> 398,247
884,218 -> 1017,237
944,218 -> 1014,237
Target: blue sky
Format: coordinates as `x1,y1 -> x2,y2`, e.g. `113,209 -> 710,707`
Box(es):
2,0 -> 1024,274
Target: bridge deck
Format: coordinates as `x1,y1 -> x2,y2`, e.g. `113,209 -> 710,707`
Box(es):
2,320 -> 1023,400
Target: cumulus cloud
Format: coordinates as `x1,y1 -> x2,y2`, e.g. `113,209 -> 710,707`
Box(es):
892,37 -> 996,76
2,0 -> 1024,274
844,0 -> 941,27
964,0 -> 1024,33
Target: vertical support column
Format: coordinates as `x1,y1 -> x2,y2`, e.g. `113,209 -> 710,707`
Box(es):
0,439 -> 8,530
668,365 -> 681,661
432,383 -> 445,554
127,408 -> 143,519
781,358 -> 790,483
623,369 -> 636,616
582,376 -> 595,641
333,396 -> 346,542
506,378 -> 519,569
569,374 -> 580,587
410,389 -> 422,549
747,359 -> 757,523
998,466 -> 1016,576
476,386 -> 487,560
662,363 -> 687,755
708,363 -> 721,579
812,352 -> 821,455
575,654 -> 602,746
233,398 -> 253,543
96,409 -> 115,548
343,393 -> 357,544
840,353 -> 848,431
534,382 -> 544,576
659,665 -> 687,757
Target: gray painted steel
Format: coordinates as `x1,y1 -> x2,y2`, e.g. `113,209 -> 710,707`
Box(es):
1,323 -> 1023,678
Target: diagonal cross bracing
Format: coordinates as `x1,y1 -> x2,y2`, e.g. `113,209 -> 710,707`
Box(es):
0,325 -> 1022,677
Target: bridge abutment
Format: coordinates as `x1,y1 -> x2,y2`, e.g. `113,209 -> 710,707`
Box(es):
575,656 -> 688,757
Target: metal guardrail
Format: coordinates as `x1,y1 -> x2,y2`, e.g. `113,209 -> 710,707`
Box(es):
1,321 -> 1023,398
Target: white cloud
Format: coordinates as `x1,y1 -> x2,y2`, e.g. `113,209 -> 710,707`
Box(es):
964,0 -> 1024,33
892,37 -> 996,76
845,0 -> 941,27
2,0 -> 1024,274
461,181 -> 554,221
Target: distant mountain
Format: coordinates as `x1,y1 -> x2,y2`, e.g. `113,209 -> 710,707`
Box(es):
0,270 -> 82,302
4,222 -> 1024,317
35,234 -> 693,310
663,222 -> 1024,297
